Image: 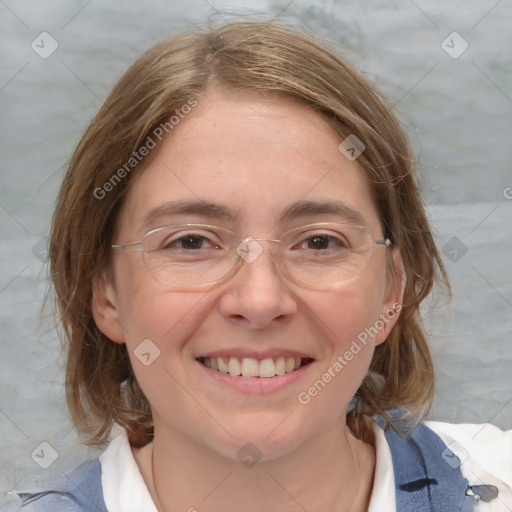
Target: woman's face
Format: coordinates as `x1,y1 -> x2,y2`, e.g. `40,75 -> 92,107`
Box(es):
93,89 -> 403,460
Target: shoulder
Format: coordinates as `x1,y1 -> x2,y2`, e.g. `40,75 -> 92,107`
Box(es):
425,421 -> 512,502
16,459 -> 108,512
425,420 -> 512,472
387,416 -> 512,510
372,413 -> 512,510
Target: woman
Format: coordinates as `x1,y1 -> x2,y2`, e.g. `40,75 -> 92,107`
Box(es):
18,20 -> 511,512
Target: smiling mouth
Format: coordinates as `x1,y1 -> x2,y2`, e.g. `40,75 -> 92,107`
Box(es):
197,356 -> 313,378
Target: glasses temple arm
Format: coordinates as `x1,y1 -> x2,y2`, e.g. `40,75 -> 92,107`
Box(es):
111,242 -> 144,252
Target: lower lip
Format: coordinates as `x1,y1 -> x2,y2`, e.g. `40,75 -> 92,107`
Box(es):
196,359 -> 313,394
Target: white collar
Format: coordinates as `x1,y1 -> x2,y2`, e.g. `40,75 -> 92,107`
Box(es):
99,424 -> 157,512
99,422 -> 395,512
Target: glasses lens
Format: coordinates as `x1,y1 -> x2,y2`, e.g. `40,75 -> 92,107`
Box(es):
279,223 -> 374,288
143,225 -> 237,287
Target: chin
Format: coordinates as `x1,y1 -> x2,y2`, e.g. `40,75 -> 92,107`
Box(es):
201,409 -> 317,464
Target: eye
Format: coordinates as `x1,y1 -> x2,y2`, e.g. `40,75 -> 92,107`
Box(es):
293,231 -> 350,252
165,234 -> 212,250
304,235 -> 342,250
158,230 -> 222,251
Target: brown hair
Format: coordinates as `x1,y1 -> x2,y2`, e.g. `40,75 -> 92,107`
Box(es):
49,20 -> 449,447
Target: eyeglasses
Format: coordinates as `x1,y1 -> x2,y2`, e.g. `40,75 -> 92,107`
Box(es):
111,223 -> 391,290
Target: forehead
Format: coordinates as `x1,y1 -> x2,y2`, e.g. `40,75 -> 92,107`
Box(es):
117,90 -> 380,236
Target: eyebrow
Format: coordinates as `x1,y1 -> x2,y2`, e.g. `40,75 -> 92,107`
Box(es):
141,200 -> 234,230
279,200 -> 367,226
141,198 -> 367,231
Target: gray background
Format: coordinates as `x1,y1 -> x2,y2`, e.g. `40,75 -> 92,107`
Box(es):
1,0 -> 511,507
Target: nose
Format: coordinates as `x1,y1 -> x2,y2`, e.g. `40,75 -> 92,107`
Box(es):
217,240 -> 298,329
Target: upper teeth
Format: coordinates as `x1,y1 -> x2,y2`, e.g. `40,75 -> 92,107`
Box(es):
202,356 -> 302,378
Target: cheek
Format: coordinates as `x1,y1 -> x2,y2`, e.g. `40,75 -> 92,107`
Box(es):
297,280 -> 387,409
121,291 -> 210,348
113,258 -> 213,357
311,277 -> 387,349
117,286 -> 216,408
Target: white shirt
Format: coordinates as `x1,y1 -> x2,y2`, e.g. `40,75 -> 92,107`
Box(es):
99,421 -> 512,512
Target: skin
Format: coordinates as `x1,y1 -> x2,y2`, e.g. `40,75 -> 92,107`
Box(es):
93,89 -> 404,512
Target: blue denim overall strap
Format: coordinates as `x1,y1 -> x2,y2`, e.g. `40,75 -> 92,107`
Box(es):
17,459 -> 107,512
375,415 -> 475,512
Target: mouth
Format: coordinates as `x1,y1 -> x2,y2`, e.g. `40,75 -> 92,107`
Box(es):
197,356 -> 314,378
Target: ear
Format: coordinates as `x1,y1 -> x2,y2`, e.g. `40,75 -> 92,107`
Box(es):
92,271 -> 126,344
374,249 -> 406,346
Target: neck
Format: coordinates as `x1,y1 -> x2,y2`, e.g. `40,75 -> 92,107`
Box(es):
135,417 -> 376,512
